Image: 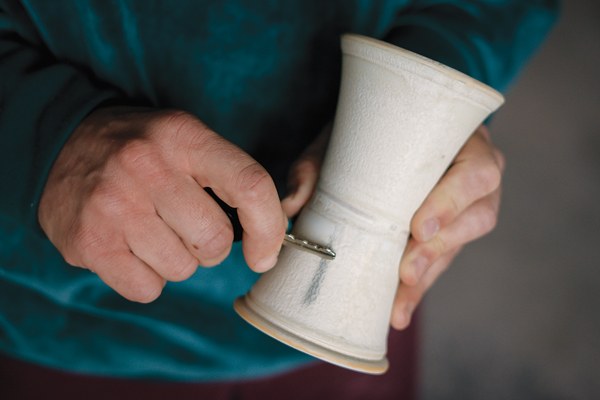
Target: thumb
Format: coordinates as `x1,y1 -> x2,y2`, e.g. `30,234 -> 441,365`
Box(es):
281,123 -> 332,218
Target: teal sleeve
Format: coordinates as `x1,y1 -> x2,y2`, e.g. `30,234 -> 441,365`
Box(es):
0,8 -> 124,235
384,0 -> 560,92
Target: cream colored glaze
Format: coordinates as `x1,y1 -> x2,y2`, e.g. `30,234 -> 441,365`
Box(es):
235,34 -> 504,373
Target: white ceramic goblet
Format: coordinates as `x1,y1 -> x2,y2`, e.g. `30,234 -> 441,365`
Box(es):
234,34 -> 504,374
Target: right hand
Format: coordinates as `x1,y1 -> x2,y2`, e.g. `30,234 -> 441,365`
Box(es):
38,107 -> 287,303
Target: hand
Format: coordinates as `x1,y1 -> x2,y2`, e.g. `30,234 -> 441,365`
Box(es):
282,124 -> 504,330
391,124 -> 504,329
38,107 -> 287,303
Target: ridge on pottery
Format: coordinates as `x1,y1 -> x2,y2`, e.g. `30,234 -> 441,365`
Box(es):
234,33 -> 504,374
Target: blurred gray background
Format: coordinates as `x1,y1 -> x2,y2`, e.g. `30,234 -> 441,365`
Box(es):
420,0 -> 600,399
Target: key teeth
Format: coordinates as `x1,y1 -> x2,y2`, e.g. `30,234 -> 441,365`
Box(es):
283,234 -> 336,260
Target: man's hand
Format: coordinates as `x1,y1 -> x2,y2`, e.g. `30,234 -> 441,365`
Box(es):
282,124 -> 504,330
390,124 -> 504,328
39,107 -> 287,303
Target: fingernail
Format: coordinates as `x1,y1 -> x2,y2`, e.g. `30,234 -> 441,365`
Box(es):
422,219 -> 439,242
411,256 -> 428,282
254,253 -> 278,273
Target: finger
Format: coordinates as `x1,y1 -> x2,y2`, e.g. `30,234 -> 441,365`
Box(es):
152,172 -> 234,267
493,147 -> 506,173
391,246 -> 463,330
125,212 -> 200,281
281,157 -> 320,218
410,128 -> 502,243
237,172 -> 287,273
282,124 -> 331,218
189,133 -> 287,273
85,247 -> 167,303
400,186 -> 501,286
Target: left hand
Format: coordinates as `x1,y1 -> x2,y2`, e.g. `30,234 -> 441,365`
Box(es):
282,124 -> 504,330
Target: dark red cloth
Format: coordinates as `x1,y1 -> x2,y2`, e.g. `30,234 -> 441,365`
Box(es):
0,314 -> 418,400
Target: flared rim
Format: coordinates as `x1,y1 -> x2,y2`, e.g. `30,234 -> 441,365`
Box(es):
341,33 -> 505,111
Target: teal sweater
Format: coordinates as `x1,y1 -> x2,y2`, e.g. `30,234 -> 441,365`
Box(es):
0,0 -> 557,381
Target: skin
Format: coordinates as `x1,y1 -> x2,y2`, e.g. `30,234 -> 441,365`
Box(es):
282,123 -> 504,330
40,107 -> 504,331
39,107 -> 288,303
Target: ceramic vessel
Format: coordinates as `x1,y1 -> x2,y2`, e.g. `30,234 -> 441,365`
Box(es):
234,34 -> 504,374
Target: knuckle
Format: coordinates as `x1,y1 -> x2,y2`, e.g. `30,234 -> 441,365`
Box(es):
476,161 -> 502,195
127,279 -> 163,303
158,110 -> 210,145
116,140 -> 152,166
478,201 -> 499,234
154,110 -> 218,167
149,109 -> 196,136
236,165 -> 274,204
70,223 -> 108,259
159,108 -> 191,121
158,109 -> 197,130
193,223 -> 233,264
454,160 -> 501,213
429,235 -> 447,258
99,252 -> 165,303
88,187 -> 126,217
114,140 -> 166,179
436,189 -> 463,225
167,254 -> 199,281
448,193 -> 463,220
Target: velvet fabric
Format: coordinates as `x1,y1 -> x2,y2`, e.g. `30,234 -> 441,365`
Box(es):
0,0 -> 558,381
0,313 -> 420,399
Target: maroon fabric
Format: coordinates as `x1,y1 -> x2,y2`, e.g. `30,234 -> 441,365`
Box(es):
0,313 -> 418,400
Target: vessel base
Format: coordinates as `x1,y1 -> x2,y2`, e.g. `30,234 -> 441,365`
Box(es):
234,296 -> 389,374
